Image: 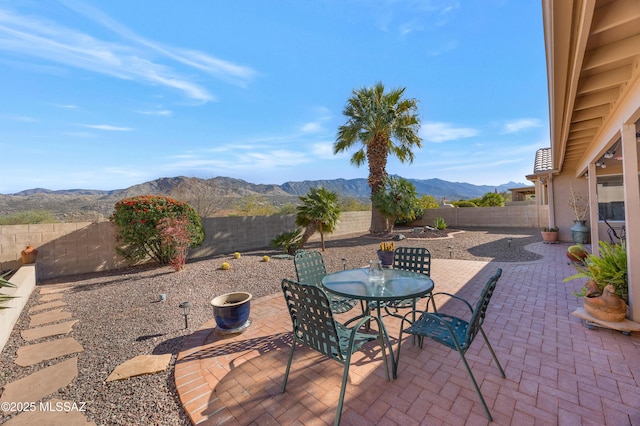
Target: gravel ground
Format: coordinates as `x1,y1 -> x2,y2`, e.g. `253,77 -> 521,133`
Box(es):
0,227 -> 542,425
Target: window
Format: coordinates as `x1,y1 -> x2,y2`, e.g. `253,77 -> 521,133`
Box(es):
597,175 -> 624,221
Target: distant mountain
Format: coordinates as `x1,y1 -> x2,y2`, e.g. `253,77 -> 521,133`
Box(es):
280,177 -> 526,200
0,176 -> 530,221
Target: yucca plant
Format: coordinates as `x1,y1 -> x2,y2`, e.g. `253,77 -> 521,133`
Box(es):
564,241 -> 628,302
0,271 -> 16,310
433,217 -> 447,230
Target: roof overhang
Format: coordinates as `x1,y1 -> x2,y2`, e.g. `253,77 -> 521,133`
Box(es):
542,0 -> 640,177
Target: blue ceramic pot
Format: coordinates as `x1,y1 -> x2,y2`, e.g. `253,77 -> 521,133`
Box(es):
377,249 -> 394,267
210,292 -> 252,331
570,220 -> 590,244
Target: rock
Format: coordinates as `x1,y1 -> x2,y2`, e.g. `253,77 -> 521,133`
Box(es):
106,354 -> 172,382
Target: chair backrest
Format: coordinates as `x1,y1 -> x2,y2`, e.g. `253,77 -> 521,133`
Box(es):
464,268 -> 502,348
294,250 -> 327,286
281,278 -> 342,362
393,247 -> 431,275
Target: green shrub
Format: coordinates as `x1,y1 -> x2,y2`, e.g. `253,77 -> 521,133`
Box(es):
433,217 -> 447,230
110,195 -> 205,265
0,210 -> 58,225
453,200 -> 477,207
271,229 -> 302,255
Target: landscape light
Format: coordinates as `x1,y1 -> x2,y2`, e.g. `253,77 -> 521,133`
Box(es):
179,301 -> 192,329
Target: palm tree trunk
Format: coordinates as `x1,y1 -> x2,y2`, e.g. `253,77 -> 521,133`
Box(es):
318,222 -> 326,251
298,221 -> 318,249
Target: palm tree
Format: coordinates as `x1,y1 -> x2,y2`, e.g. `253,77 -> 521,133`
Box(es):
295,187 -> 341,251
334,82 -> 422,233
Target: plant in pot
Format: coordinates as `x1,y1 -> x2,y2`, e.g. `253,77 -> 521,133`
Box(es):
568,186 -> 590,244
566,244 -> 589,263
377,242 -> 395,267
541,226 -> 559,243
564,241 -> 628,322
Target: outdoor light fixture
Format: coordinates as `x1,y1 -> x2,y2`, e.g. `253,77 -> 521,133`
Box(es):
604,151 -> 614,159
447,246 -> 453,258
342,258 -> 348,270
179,301 -> 192,329
508,238 -> 512,248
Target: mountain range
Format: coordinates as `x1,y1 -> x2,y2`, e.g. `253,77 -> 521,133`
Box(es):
0,176 -> 529,221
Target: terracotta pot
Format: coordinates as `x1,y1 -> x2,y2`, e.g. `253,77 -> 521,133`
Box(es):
21,245 -> 38,264
583,284 -> 627,322
566,249 -> 588,263
541,231 -> 559,243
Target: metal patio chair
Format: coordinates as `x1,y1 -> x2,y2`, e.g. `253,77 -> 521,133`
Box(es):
281,278 -> 389,426
394,268 -> 506,421
384,247 -> 432,318
294,249 -> 360,314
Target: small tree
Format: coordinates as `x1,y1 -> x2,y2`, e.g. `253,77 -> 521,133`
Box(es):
157,216 -> 191,271
296,187 -> 341,251
478,192 -> 505,207
419,195 -> 440,209
110,195 -> 205,265
371,176 -> 421,232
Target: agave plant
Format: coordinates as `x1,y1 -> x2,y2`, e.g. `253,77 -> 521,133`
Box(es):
0,271 -> 16,310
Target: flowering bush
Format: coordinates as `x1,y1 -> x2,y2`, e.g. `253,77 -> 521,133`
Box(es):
110,195 -> 205,265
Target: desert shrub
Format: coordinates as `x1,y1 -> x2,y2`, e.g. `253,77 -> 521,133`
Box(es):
433,217 -> 447,230
478,192 -> 505,207
0,210 -> 58,225
419,195 -> 440,209
157,216 -> 191,271
110,195 -> 205,265
271,229 -> 302,255
453,200 -> 477,207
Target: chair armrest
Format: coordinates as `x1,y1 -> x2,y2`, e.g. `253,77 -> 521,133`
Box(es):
427,292 -> 473,314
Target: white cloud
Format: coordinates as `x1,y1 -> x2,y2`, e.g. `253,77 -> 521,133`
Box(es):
0,3 -> 257,102
501,118 -> 542,134
135,109 -> 172,116
79,124 -> 133,131
420,121 -> 478,142
301,122 -> 323,133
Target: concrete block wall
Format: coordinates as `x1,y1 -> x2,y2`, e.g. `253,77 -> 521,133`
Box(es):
0,211 -> 373,280
415,205 -> 548,229
0,208 -> 545,280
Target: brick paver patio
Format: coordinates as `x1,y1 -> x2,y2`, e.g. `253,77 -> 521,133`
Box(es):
175,242 -> 640,425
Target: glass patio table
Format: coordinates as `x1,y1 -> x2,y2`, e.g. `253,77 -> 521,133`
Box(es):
321,267 -> 434,379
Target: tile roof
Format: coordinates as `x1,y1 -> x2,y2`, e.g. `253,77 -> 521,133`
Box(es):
533,147 -> 552,173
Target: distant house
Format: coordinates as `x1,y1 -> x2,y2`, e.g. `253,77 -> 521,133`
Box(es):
542,1 -> 640,321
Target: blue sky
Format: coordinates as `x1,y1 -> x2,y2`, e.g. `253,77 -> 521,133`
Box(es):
0,0 -> 548,194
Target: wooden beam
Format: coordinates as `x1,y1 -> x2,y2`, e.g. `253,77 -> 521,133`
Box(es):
583,34 -> 640,70
570,118 -> 603,131
591,0 -> 640,34
569,128 -> 598,139
577,66 -> 632,94
571,104 -> 610,122
574,87 -> 620,110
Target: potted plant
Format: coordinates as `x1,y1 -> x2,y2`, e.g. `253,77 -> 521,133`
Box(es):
541,226 -> 559,243
568,186 -> 590,244
377,242 -> 395,267
566,244 -> 589,263
564,241 -> 628,322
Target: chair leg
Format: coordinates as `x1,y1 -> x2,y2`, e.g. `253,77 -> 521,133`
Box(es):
335,353 -> 354,426
457,350 -> 494,422
480,329 -> 506,378
282,338 -> 297,393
